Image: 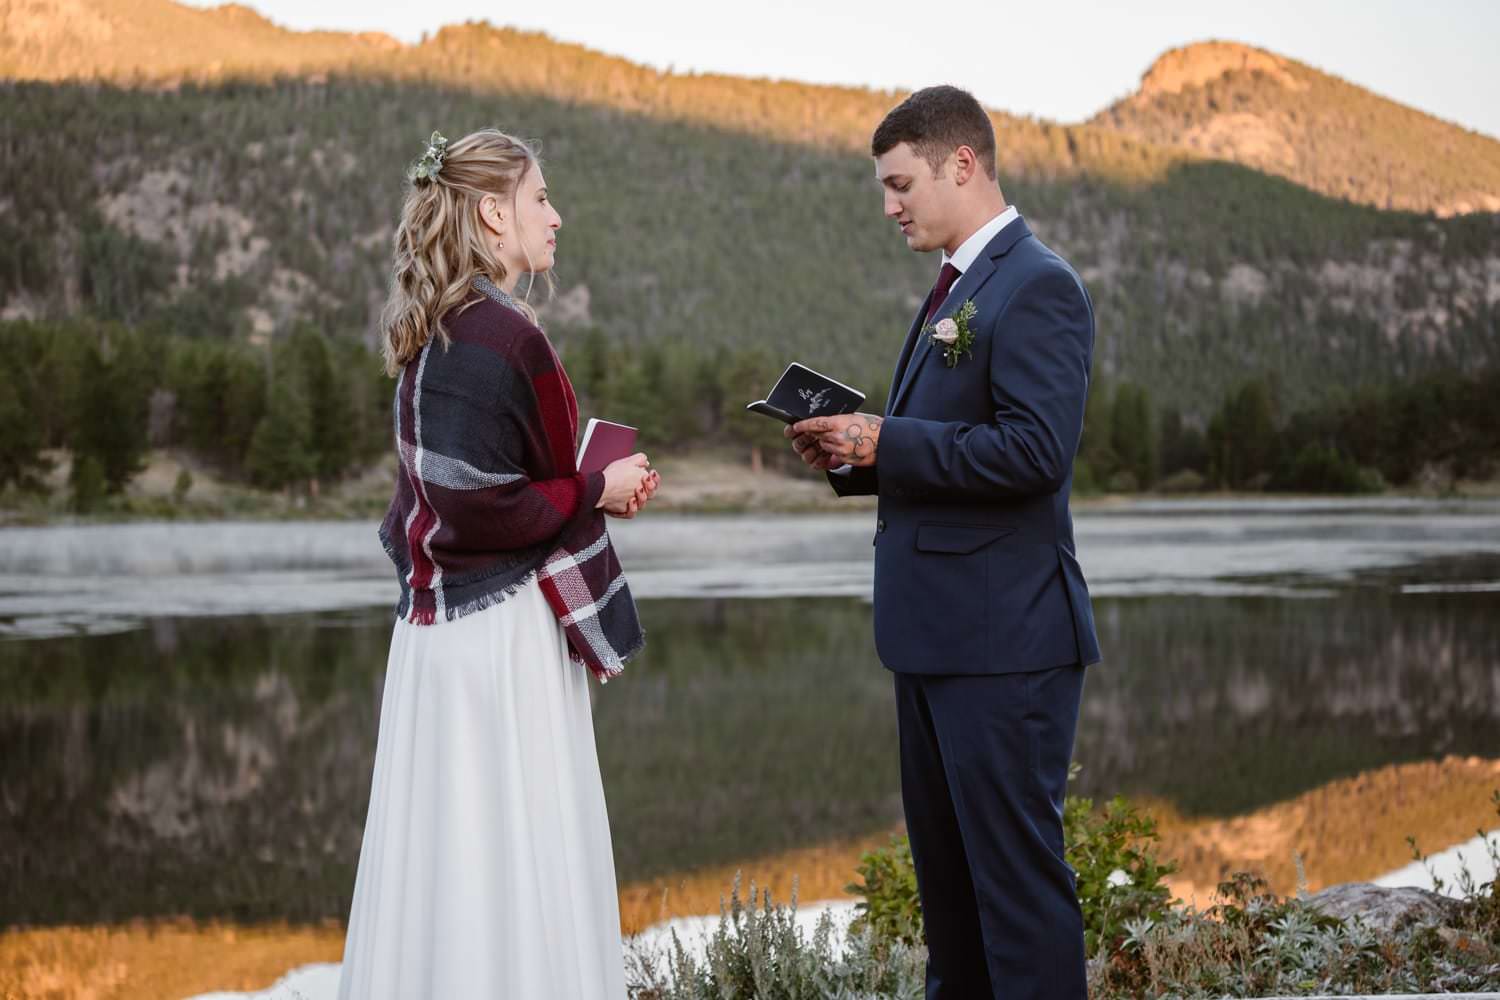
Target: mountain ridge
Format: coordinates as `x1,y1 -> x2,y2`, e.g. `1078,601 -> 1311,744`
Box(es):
6,0 -> 1499,216
1094,40 -> 1500,216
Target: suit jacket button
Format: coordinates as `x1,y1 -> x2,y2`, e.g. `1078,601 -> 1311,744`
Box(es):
876,519 -> 886,533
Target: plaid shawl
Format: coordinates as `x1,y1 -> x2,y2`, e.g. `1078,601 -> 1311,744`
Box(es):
377,276 -> 644,680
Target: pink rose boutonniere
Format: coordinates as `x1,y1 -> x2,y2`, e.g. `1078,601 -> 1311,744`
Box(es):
926,300 -> 978,367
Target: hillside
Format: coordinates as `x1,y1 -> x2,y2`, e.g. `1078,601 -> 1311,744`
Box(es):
0,1 -> 1497,427
0,0 -> 1175,184
7,2 -> 1500,218
4,76 -> 1495,421
1092,41 -> 1500,216
0,0 -> 402,79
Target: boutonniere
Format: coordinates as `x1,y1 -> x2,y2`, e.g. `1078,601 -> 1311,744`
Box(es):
927,300 -> 978,367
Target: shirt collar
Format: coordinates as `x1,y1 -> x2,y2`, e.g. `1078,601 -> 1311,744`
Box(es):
942,205 -> 1020,276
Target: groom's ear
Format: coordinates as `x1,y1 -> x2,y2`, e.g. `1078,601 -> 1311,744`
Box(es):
952,145 -> 981,186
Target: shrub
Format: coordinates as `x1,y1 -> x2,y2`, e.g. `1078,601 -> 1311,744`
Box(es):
847,765 -> 1178,958
845,835 -> 922,948
1090,868 -> 1500,998
1156,468 -> 1206,493
1065,789 -> 1178,956
626,875 -> 927,1000
1274,442 -> 1383,494
1093,792 -> 1500,998
644,791 -> 1500,998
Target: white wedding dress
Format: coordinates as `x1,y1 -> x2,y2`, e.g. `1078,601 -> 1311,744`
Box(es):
336,575 -> 627,999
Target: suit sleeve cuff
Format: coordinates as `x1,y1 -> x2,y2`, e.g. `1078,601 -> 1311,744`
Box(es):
875,416 -> 917,493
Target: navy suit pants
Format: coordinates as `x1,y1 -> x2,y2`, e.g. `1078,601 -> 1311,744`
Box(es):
895,664 -> 1088,1000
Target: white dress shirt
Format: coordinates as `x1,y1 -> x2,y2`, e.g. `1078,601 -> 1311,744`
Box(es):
941,204 -> 1020,283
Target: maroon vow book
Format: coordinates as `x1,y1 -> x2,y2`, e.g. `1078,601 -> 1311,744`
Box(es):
576,419 -> 638,475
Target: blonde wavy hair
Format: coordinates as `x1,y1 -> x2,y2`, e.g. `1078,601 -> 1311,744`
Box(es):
380,128 -> 555,376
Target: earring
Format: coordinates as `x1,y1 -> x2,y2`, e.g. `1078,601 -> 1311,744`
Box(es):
498,241 -> 505,249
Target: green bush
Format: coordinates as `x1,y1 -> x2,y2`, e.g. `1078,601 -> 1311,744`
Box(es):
1156,468 -> 1206,493
1065,788 -> 1179,956
847,765 -> 1178,959
844,834 -> 922,948
1275,442 -> 1383,494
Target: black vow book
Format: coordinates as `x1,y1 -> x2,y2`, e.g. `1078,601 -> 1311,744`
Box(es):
745,363 -> 866,424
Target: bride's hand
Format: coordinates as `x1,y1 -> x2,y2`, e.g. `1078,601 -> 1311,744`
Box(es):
606,468 -> 660,519
597,453 -> 650,513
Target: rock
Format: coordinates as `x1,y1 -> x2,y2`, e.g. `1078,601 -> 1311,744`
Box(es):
1135,41 -> 1307,98
1305,882 -> 1464,934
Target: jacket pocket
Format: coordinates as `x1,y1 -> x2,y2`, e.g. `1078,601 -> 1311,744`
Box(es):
914,522 -> 1016,554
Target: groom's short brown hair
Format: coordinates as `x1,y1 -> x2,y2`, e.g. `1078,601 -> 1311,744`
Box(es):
871,85 -> 997,180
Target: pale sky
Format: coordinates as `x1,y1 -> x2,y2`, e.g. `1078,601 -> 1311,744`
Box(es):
182,0 -> 1500,140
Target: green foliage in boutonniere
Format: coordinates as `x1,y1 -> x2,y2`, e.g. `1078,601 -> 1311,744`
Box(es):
927,299 -> 978,367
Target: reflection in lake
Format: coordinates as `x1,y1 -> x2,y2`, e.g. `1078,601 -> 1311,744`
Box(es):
3,574 -> 1497,925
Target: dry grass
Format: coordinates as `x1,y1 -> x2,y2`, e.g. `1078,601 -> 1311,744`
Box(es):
5,756 -> 1496,998
0,919 -> 344,1000
616,831 -> 891,934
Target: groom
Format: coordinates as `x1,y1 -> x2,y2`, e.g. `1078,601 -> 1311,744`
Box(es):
788,86 -> 1100,999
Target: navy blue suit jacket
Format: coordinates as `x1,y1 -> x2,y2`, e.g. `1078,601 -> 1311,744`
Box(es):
831,217 -> 1100,675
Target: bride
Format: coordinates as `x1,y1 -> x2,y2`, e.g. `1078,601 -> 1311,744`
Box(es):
337,128 -> 657,999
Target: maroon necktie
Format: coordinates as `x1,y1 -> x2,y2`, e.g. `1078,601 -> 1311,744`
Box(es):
925,262 -> 961,325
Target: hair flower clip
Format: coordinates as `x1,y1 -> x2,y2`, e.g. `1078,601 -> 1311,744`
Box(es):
410,131 -> 449,183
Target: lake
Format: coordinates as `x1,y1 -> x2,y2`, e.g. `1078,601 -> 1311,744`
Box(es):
2,499 -> 1498,925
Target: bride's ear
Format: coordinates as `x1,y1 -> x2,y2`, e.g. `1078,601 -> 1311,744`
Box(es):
478,195 -> 506,238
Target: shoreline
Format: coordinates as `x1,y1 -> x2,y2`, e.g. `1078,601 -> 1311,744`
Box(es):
5,757 -> 1495,999
4,449 -> 1498,528
87,827 -> 1500,1000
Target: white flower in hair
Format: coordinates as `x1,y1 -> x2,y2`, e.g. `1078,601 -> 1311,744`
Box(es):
410,131 -> 449,183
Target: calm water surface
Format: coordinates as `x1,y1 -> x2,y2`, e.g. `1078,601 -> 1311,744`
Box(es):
2,500 -> 1497,924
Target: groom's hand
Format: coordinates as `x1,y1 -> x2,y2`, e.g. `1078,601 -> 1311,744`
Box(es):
792,413 -> 883,468
785,424 -> 841,471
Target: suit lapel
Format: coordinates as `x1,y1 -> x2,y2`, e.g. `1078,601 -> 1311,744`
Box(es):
889,218 -> 1032,415
890,254 -> 997,413
885,292 -> 934,416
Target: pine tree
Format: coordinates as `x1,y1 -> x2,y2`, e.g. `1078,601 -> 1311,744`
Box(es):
0,377 -> 50,492
1078,378 -> 1116,488
287,324 -> 355,482
1208,378 -> 1278,489
71,328 -> 153,494
1110,383 -> 1158,490
245,372 -> 317,491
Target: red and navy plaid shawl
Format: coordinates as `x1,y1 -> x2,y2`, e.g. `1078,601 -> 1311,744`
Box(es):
377,277 -> 644,680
